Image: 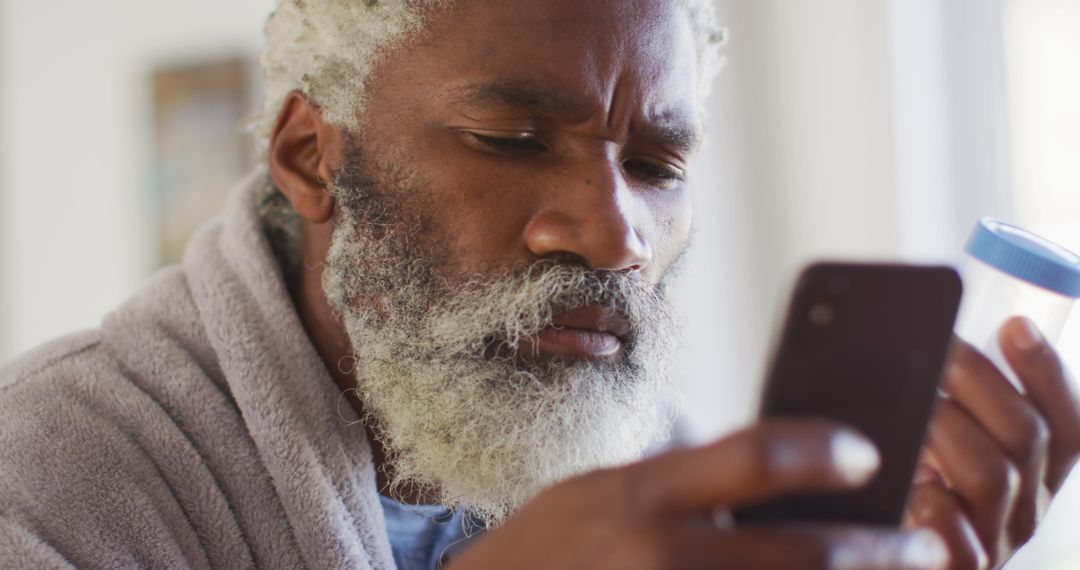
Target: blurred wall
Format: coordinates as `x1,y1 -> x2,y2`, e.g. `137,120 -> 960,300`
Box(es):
672,0 -> 907,440
0,0 -> 272,363
0,0 -> 10,358
673,0 -> 1013,440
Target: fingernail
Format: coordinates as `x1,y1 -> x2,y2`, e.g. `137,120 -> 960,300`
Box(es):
831,431 -> 880,484
1009,318 -> 1044,352
901,529 -> 949,569
912,464 -> 940,486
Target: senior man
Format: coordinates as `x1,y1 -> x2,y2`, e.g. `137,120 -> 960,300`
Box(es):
2,1 -> 1078,569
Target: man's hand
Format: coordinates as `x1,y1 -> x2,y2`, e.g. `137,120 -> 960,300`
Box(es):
449,420 -> 948,570
905,317 -> 1080,569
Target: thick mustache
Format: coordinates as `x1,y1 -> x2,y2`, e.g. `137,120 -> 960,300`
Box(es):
525,264 -> 646,307
479,269 -> 649,354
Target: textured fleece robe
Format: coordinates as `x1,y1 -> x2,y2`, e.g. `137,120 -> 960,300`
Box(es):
0,169 -> 398,569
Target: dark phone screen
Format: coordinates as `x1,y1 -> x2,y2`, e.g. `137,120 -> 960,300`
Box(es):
735,262 -> 963,526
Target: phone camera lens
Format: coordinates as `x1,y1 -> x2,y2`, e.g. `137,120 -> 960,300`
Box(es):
809,302 -> 835,326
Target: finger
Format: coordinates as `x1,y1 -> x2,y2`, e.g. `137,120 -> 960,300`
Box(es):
629,419 -> 880,515
944,338 -> 1050,470
905,481 -> 989,570
666,524 -> 948,570
924,400 -> 1019,554
941,339 -> 1049,543
912,461 -> 945,487
999,317 -> 1080,493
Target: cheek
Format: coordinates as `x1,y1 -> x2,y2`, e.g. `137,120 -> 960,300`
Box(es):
637,188 -> 692,281
411,148 -> 545,272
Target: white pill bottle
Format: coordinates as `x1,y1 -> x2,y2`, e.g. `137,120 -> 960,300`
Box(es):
954,219 -> 1080,386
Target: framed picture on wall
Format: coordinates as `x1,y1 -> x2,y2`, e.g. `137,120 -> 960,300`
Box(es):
151,57 -> 256,266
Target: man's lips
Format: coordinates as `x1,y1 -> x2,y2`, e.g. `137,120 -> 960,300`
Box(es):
534,304 -> 631,360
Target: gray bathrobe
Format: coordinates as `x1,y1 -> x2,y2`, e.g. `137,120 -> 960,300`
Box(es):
0,170 -> 398,569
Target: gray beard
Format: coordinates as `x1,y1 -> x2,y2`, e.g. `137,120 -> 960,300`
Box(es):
321,148 -> 680,527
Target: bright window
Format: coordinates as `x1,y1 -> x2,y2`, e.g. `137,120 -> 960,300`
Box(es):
1002,0 -> 1080,568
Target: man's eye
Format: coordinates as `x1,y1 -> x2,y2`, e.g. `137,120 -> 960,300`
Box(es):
467,131 -> 547,154
624,159 -> 686,187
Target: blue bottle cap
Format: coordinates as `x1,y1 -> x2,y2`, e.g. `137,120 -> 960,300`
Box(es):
965,218 -> 1080,298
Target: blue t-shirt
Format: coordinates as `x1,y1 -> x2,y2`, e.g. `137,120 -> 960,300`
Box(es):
379,494 -> 482,570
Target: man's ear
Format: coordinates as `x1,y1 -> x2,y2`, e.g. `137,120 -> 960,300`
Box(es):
268,91 -> 345,224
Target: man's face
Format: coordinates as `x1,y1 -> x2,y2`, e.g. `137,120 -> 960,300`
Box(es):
352,0 -> 699,293
320,0 -> 702,524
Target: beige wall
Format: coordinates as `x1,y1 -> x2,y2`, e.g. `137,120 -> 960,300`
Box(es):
674,0 -> 1014,440
0,0 -> 272,362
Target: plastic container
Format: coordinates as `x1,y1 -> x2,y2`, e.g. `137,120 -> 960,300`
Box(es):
954,219 -> 1080,388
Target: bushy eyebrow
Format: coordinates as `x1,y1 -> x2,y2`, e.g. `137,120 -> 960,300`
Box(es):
640,123 -> 702,154
453,80 -> 703,154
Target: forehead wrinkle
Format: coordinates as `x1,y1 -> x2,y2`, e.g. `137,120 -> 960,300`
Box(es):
451,80 -> 701,147
453,80 -> 594,118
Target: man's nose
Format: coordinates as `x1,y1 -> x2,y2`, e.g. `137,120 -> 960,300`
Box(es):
523,163 -> 652,272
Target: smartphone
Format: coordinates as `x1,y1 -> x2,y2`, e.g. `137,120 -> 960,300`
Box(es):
734,262 -> 963,527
